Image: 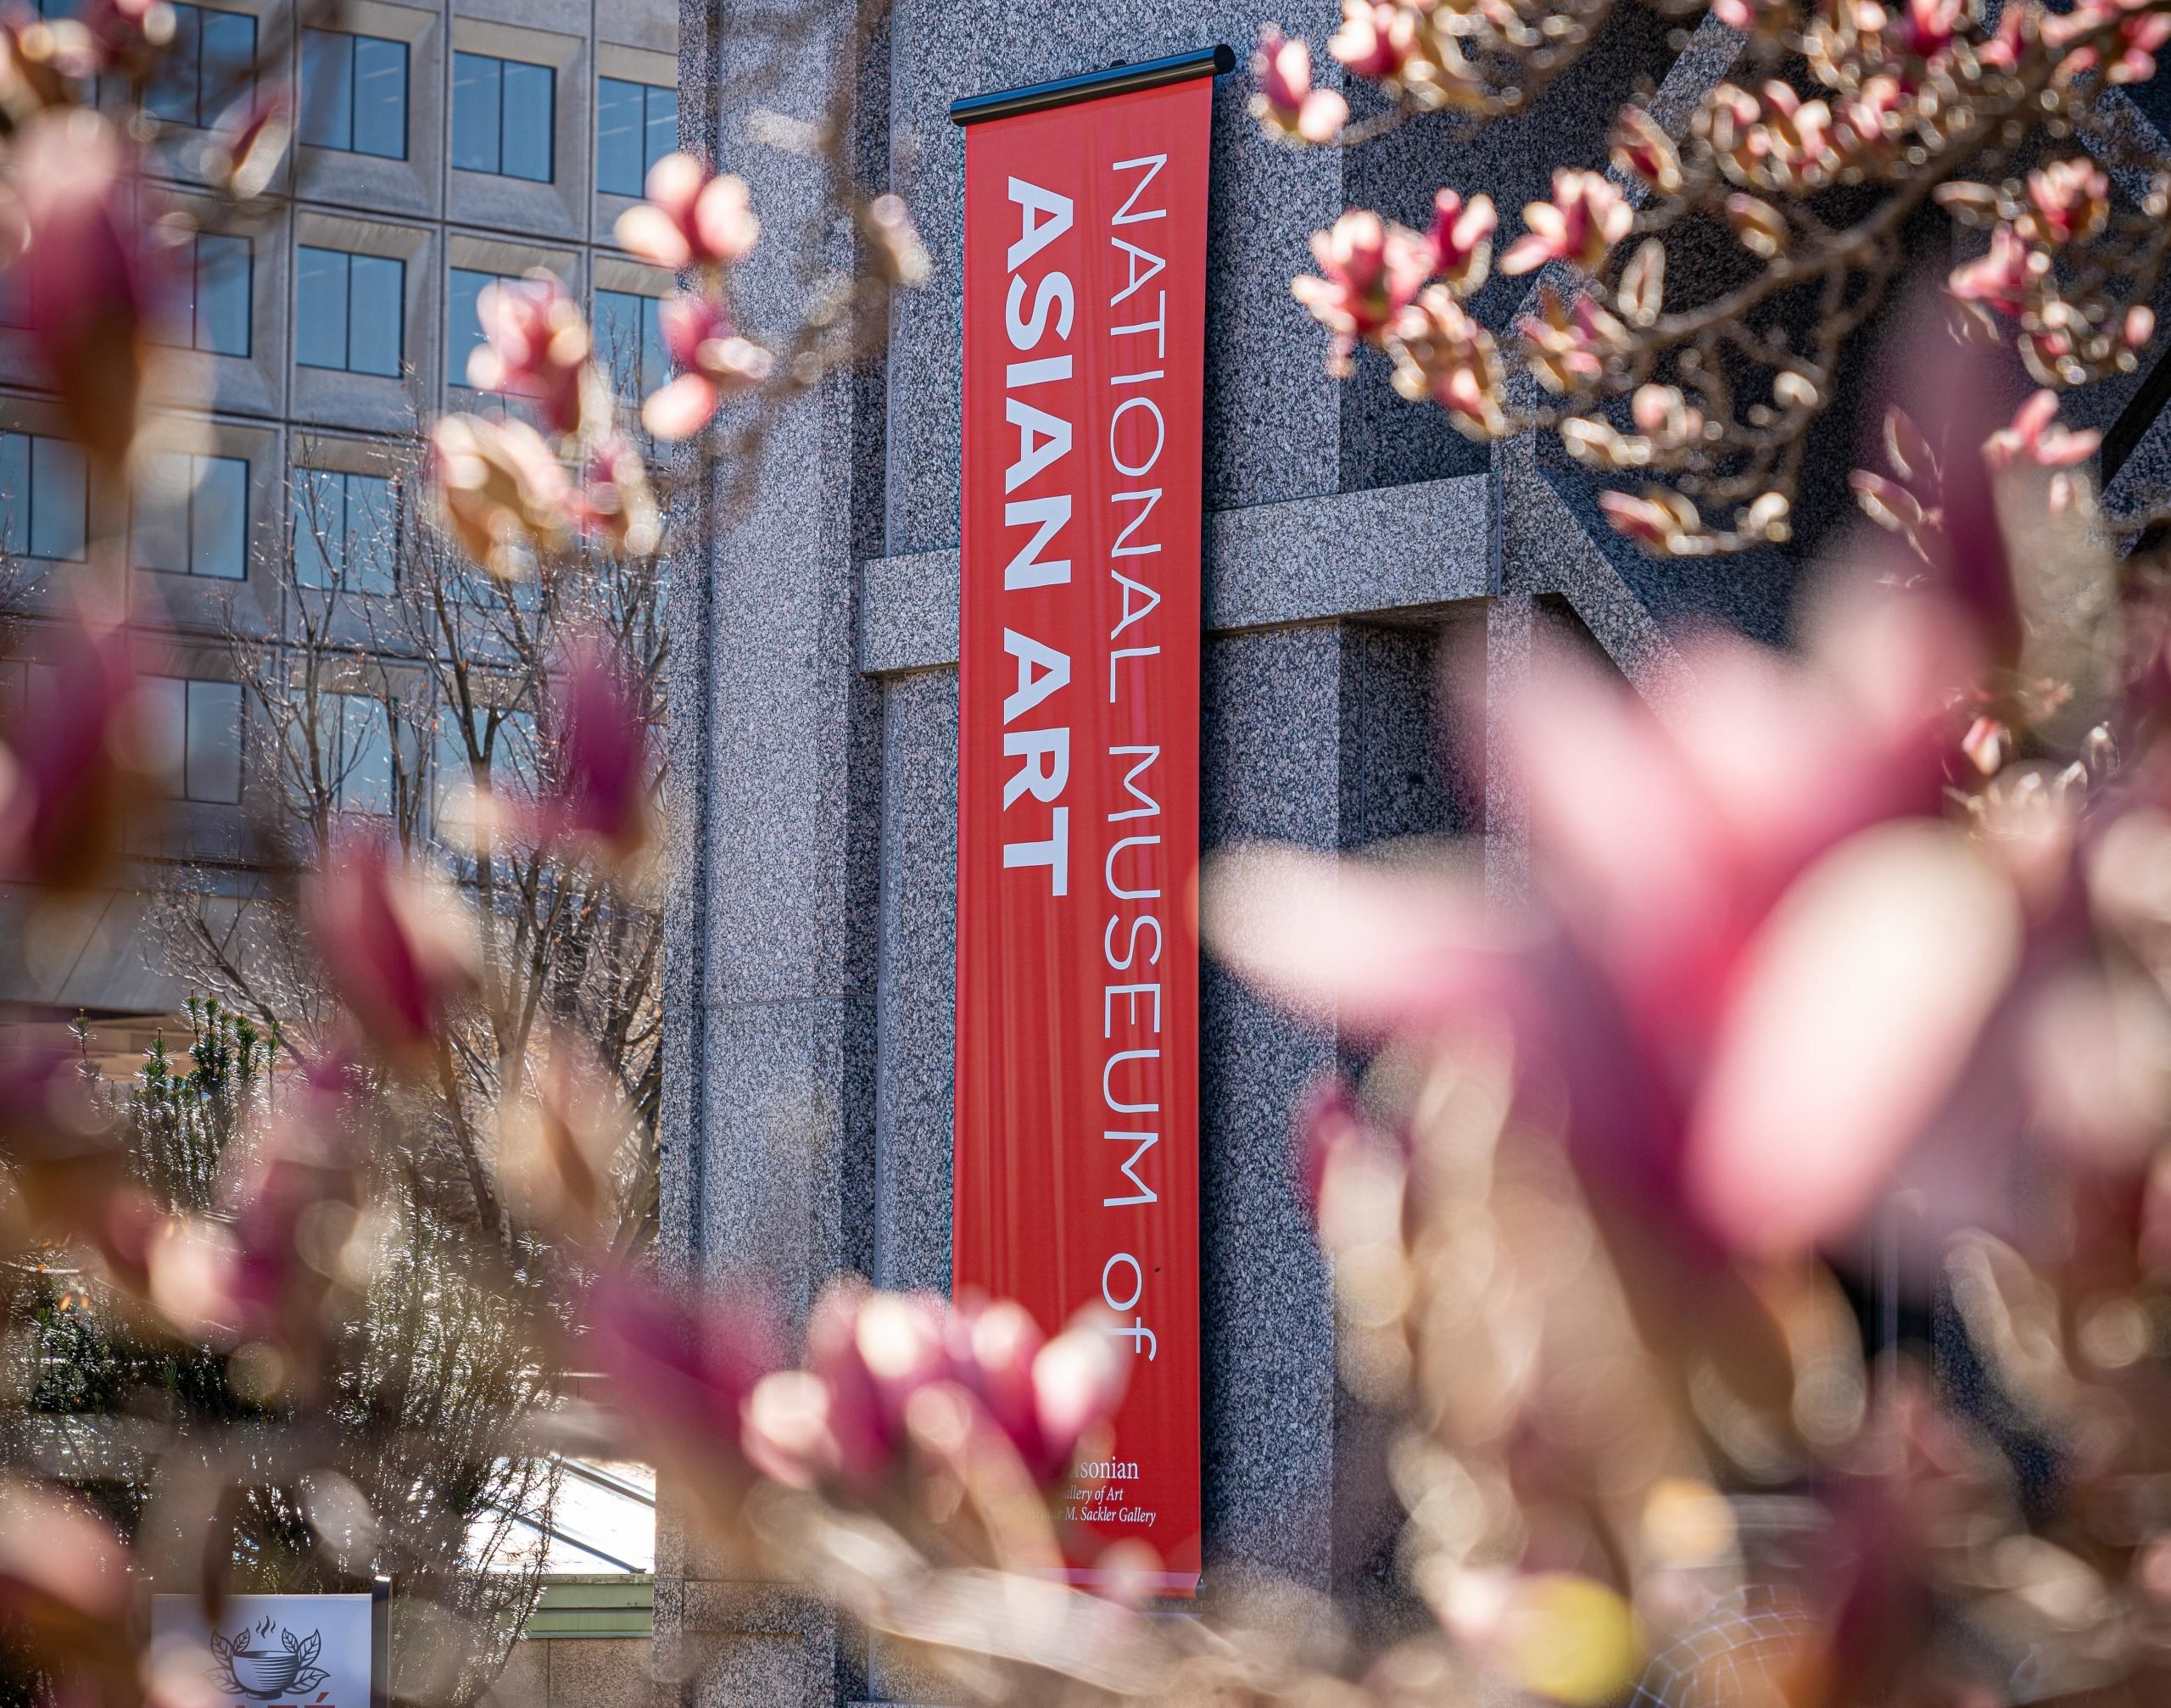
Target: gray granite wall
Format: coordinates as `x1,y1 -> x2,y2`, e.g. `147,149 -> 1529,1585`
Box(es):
666,3 -> 1744,1702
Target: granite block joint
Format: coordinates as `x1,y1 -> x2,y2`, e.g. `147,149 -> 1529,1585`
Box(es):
857,474 -> 1493,674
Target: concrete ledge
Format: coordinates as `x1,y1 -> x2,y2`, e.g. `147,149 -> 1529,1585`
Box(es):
858,475 -> 1493,674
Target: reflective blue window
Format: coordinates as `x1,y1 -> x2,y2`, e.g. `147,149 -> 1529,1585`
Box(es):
147,4 -> 256,131
303,31 -> 409,159
454,52 -> 554,182
297,246 -> 404,377
135,451 -> 249,580
295,469 -> 396,594
594,288 -> 667,400
598,79 -> 676,197
0,432 -> 87,561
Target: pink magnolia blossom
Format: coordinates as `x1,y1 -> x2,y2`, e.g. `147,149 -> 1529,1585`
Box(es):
583,1269 -> 779,1483
1895,0 -> 1966,61
564,433 -> 660,557
1610,107 -> 1682,195
1250,25 -> 1348,143
0,608 -> 158,893
1205,577 -> 2003,1263
614,154 -> 760,271
1984,390 -> 2101,472
427,411 -> 575,576
641,290 -> 774,440
13,111 -> 165,467
304,835 -> 480,1068
741,1281 -> 1125,1494
1389,287 -> 1505,434
1329,2 -> 1415,81
204,87 -> 291,200
1426,189 -> 1495,296
529,637 -> 653,863
1500,170 -> 1632,276
467,273 -> 596,438
1292,209 -> 1434,373
1947,224 -> 2045,320
2022,159 -> 2110,248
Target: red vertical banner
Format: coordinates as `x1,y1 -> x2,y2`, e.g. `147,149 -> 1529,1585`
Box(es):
952,65 -> 1214,1594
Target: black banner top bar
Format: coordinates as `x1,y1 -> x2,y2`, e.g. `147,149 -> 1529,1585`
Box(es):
948,44 -> 1234,126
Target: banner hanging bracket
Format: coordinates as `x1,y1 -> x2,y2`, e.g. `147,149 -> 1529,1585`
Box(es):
948,44 -> 1235,126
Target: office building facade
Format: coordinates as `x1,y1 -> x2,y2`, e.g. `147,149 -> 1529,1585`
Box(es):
0,0 -> 678,1043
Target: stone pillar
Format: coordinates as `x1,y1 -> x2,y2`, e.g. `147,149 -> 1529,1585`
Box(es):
658,0 -> 885,1702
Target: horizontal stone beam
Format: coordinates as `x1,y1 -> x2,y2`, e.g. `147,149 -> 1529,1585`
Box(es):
857,473 -> 1493,674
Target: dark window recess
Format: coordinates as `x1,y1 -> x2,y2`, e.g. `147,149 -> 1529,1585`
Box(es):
297,245 -> 405,377
0,431 -> 87,561
295,468 -> 397,594
453,52 -> 555,182
597,78 -> 677,197
302,30 -> 410,159
146,3 -> 256,131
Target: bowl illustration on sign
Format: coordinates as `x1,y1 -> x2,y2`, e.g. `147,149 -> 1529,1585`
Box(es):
209,1619 -> 330,1700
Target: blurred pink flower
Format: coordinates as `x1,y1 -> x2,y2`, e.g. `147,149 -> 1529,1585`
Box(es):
1500,170 -> 1632,276
1984,389 -> 2101,471
614,154 -> 761,271
303,836 -> 480,1068
530,637 -> 653,863
427,412 -> 575,576
1948,224 -> 2044,320
564,433 -> 661,557
1250,25 -> 1349,143
13,110 -> 165,467
1205,580 -> 2007,1261
1426,190 -> 1495,296
742,1281 -> 1125,1495
204,87 -> 292,200
584,1269 -> 779,1478
1293,209 -> 1434,374
641,290 -> 773,441
0,608 -> 158,893
467,273 -> 594,438
1330,3 -> 1415,81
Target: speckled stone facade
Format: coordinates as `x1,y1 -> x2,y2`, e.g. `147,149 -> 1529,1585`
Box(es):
656,3 -> 1915,1703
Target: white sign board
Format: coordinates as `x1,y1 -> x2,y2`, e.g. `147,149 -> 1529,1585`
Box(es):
152,1594 -> 375,1708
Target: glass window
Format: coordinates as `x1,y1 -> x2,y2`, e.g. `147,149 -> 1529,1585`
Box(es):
0,431 -> 87,561
147,4 -> 256,131
593,288 -> 667,400
435,704 -> 535,827
136,451 -> 249,579
297,246 -> 405,377
597,79 -> 676,198
156,232 -> 251,356
197,232 -> 251,355
450,267 -> 539,386
302,30 -> 409,159
453,51 -> 554,182
142,677 -> 243,804
294,468 -> 396,594
335,693 -> 393,814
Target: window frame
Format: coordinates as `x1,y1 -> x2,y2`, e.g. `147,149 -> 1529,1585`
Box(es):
146,3 -> 258,132
597,77 -> 677,198
134,450 -> 251,581
294,467 -> 398,595
0,430 -> 89,562
296,245 -> 406,378
300,28 -> 410,161
592,287 -> 667,402
145,675 -> 245,804
452,50 -> 556,184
